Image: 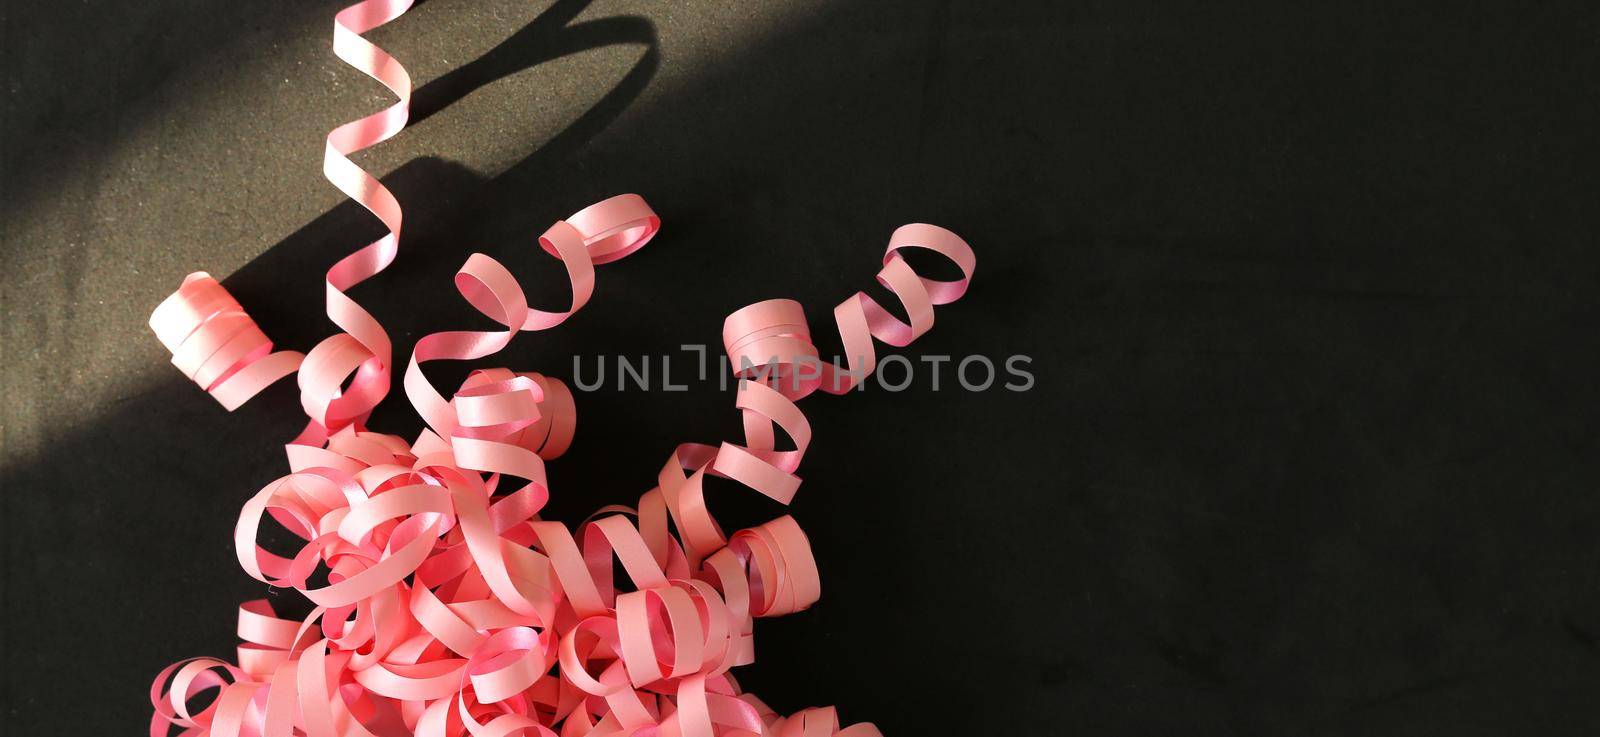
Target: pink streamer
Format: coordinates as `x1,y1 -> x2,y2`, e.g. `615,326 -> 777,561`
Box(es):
147,3 -> 975,736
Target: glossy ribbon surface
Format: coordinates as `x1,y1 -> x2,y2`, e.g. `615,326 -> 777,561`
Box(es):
148,2 -> 975,736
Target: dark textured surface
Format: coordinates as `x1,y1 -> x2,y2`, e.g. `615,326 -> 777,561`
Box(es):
5,0 -> 1600,734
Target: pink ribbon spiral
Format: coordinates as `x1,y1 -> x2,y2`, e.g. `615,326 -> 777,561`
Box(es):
147,2 -> 976,736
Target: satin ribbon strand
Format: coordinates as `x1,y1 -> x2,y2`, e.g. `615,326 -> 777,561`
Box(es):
148,0 -> 418,442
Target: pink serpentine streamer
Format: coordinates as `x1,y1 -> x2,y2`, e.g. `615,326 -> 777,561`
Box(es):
147,3 -> 976,736
153,0 -> 414,443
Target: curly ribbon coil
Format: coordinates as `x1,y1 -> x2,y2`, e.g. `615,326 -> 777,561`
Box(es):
150,272 -> 306,410
150,0 -> 415,445
148,2 -> 976,736
295,0 -> 415,444
723,224 -> 975,398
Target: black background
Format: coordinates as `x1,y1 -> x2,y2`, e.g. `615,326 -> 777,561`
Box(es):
4,1 -> 1600,734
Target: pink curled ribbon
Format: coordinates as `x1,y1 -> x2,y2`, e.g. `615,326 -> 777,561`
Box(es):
153,0 -> 415,444
147,3 -> 976,736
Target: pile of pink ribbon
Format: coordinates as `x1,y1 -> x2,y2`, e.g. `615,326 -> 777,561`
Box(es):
146,2 -> 974,736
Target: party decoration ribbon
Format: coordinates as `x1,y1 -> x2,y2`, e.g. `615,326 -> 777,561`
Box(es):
152,0 -> 415,445
148,2 -> 975,736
